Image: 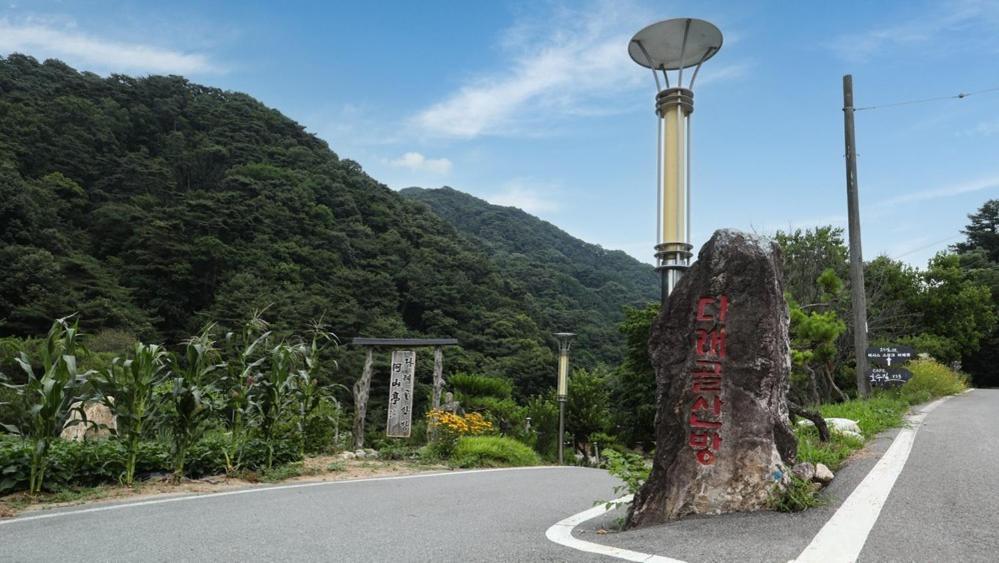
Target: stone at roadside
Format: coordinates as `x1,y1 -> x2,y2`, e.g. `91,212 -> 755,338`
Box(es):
354,449 -> 367,459
792,462 -> 816,482
60,401 -> 116,441
364,448 -> 378,458
339,451 -> 356,460
797,417 -> 862,437
628,230 -> 797,527
814,463 -> 834,484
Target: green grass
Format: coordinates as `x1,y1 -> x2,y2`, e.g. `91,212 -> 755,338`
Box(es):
818,395 -> 908,437
768,474 -> 826,512
795,425 -> 866,470
450,436 -> 540,468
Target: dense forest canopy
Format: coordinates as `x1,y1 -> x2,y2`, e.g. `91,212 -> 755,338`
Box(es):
401,187 -> 658,367
0,54 -> 659,401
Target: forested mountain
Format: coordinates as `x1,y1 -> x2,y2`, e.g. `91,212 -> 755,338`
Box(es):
0,54 -> 652,398
402,187 -> 658,366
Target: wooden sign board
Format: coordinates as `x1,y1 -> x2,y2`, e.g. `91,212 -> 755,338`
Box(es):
866,346 -> 915,368
386,350 -> 416,438
866,367 -> 913,387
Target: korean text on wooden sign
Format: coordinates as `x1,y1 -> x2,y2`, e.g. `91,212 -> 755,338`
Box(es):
386,350 -> 416,438
689,295 -> 728,466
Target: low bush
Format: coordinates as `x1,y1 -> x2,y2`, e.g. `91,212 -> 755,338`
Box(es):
0,433 -> 300,494
448,373 -> 514,400
895,358 -> 967,405
450,436 -> 539,468
425,409 -> 493,460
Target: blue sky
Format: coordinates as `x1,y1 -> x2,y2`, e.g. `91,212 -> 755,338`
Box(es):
2,0 -> 998,268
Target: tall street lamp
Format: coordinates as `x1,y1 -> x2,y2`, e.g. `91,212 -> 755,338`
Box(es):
554,332 -> 575,465
628,18 -> 723,304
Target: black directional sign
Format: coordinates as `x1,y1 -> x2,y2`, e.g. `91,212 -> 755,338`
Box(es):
866,345 -> 916,368
866,367 -> 913,387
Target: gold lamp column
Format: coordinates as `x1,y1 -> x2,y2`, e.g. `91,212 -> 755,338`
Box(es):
629,18 -> 723,303
553,332 -> 575,465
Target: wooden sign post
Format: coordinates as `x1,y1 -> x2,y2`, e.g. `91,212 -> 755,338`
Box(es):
350,338 -> 459,448
386,350 -> 416,438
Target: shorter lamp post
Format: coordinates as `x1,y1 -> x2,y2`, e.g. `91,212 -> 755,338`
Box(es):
554,332 -> 575,465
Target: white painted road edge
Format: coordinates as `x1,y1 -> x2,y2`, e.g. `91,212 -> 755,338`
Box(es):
545,495 -> 686,563
547,391 -> 967,563
791,392 -> 961,562
0,465 -> 565,527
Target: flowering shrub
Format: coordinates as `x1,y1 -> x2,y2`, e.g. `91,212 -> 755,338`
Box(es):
425,409 -> 493,459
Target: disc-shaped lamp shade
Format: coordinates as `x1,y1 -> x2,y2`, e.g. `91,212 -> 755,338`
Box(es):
628,18 -> 723,70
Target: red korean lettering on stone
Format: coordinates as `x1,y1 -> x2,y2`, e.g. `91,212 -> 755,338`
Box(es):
696,295 -> 730,323
692,360 -> 722,393
696,449 -> 717,465
695,328 -> 727,358
692,394 -> 724,416
689,411 -> 722,429
688,431 -> 722,451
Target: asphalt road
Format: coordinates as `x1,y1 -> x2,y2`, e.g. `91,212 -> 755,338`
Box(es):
0,466 -> 619,562
581,389 -> 999,562
859,388 -> 999,562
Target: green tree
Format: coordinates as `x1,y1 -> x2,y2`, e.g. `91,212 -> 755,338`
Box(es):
566,367 -> 611,456
609,304 -> 658,450
954,200 -> 999,262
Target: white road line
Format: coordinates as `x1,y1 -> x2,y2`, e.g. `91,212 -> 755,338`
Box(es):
545,495 -> 685,563
0,465 -> 565,527
792,394 -> 958,563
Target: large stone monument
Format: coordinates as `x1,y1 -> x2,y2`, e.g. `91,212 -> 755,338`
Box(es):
628,229 -> 797,527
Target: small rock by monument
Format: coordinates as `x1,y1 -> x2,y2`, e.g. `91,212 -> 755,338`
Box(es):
60,400 -> 116,441
628,229 -> 798,527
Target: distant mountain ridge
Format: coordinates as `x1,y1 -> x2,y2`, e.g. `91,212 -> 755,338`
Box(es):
401,186 -> 659,365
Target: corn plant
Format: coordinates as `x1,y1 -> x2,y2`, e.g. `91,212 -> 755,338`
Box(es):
219,312 -> 271,473
290,323 -> 344,457
166,325 -> 220,482
255,342 -> 301,469
91,342 -> 170,486
0,317 -> 92,494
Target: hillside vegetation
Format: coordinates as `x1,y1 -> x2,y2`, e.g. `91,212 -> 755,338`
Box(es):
402,187 -> 657,366
0,54 -> 655,400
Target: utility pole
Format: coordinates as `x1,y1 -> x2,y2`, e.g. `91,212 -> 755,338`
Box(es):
843,74 -> 870,398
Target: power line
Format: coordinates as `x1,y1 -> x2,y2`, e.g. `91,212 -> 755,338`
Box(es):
855,85 -> 999,112
891,234 -> 963,260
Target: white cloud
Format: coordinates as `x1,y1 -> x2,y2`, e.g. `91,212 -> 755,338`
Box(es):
388,152 -> 452,174
876,175 -> 999,207
828,0 -> 999,62
0,18 -> 219,74
410,1 -> 748,139
487,179 -> 561,214
971,118 -> 999,137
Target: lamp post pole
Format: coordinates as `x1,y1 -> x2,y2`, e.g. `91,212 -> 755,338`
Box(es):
629,18 -> 723,304
554,332 -> 575,465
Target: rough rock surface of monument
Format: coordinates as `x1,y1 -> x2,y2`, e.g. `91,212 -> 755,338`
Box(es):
628,229 -> 797,527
